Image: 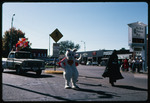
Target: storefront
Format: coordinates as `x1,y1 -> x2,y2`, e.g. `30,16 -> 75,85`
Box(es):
77,50 -> 111,65
77,49 -> 133,66
128,22 -> 147,71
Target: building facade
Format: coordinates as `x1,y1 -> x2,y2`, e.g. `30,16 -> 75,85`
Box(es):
30,48 -> 48,59
77,49 -> 133,65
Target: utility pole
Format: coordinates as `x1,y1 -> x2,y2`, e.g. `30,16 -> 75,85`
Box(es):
49,35 -> 50,56
10,14 -> 15,52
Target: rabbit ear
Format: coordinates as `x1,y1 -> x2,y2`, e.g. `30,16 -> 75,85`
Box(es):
73,48 -> 77,52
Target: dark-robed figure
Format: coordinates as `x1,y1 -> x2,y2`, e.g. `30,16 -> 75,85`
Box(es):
102,50 -> 124,86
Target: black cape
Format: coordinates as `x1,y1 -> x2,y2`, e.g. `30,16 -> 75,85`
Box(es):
102,51 -> 124,80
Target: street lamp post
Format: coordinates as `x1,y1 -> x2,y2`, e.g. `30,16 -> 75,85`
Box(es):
10,14 -> 15,52
49,35 -> 50,56
81,40 -> 86,51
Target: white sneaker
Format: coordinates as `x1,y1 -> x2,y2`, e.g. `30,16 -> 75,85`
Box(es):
65,85 -> 71,89
72,85 -> 79,89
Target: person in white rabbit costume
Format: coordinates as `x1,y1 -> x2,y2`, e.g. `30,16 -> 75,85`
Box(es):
59,48 -> 81,89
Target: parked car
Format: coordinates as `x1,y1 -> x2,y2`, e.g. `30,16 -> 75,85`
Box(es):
86,61 -> 92,65
2,58 -> 7,72
46,61 -> 54,66
2,51 -> 45,76
100,61 -> 106,66
80,61 -> 86,65
46,59 -> 59,67
92,61 -> 98,66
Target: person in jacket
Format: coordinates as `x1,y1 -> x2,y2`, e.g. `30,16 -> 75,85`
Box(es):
139,57 -> 145,72
123,58 -> 129,71
131,57 -> 136,72
135,57 -> 140,73
102,50 -> 124,86
128,57 -> 133,71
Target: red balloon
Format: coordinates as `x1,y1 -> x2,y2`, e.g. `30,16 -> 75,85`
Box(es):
16,43 -> 19,47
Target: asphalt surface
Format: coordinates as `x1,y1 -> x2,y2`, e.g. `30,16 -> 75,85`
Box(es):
2,65 -> 148,102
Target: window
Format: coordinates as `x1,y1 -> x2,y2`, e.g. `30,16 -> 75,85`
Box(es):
8,53 -> 15,58
38,53 -> 40,57
15,52 -> 31,59
34,53 -> 36,57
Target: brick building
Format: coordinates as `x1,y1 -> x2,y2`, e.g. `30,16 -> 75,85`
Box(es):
30,48 -> 47,58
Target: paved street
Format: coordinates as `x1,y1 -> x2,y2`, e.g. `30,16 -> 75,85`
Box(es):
2,65 -> 148,102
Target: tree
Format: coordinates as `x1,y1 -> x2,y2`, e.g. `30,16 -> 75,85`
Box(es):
120,48 -> 126,51
59,40 -> 80,55
2,27 -> 30,57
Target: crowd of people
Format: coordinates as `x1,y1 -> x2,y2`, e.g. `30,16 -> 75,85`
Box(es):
118,57 -> 144,73
102,50 -> 145,86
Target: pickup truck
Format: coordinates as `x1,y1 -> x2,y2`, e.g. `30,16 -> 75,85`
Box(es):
2,51 -> 45,76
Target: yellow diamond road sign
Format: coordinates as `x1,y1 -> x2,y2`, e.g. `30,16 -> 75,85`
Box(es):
50,28 -> 63,43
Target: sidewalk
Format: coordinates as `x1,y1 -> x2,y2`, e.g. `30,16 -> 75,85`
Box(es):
120,69 -> 148,79
131,70 -> 148,75
141,70 -> 148,74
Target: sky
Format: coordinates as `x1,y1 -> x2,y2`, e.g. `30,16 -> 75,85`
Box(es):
2,2 -> 148,55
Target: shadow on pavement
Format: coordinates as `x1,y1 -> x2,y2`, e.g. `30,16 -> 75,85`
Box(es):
78,83 -> 102,86
79,75 -> 103,79
78,83 -> 108,88
3,83 -> 73,101
3,71 -> 54,78
74,87 -> 120,99
114,85 -> 147,91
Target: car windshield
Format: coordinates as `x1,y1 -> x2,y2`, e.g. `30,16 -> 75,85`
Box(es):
15,52 -> 31,59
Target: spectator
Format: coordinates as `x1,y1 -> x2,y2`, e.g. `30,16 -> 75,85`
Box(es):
132,57 -> 136,72
123,58 -> 129,71
118,59 -> 122,69
128,57 -> 132,71
135,57 -> 140,73
121,59 -> 124,71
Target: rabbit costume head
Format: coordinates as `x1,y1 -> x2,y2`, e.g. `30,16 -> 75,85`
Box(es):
65,48 -> 77,60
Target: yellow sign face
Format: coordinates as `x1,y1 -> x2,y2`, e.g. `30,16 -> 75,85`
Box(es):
50,29 -> 63,43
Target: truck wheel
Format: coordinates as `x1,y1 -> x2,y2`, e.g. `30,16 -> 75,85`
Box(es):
36,70 -> 42,76
16,66 -> 22,75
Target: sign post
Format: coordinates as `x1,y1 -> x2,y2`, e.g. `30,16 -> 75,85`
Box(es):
50,28 -> 63,71
50,28 -> 63,43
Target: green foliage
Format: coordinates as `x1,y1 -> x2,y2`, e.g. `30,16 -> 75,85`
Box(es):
59,40 -> 80,55
120,48 -> 126,51
2,27 -> 30,57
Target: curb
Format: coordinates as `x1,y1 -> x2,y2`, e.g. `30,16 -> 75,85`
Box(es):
44,70 -> 63,74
